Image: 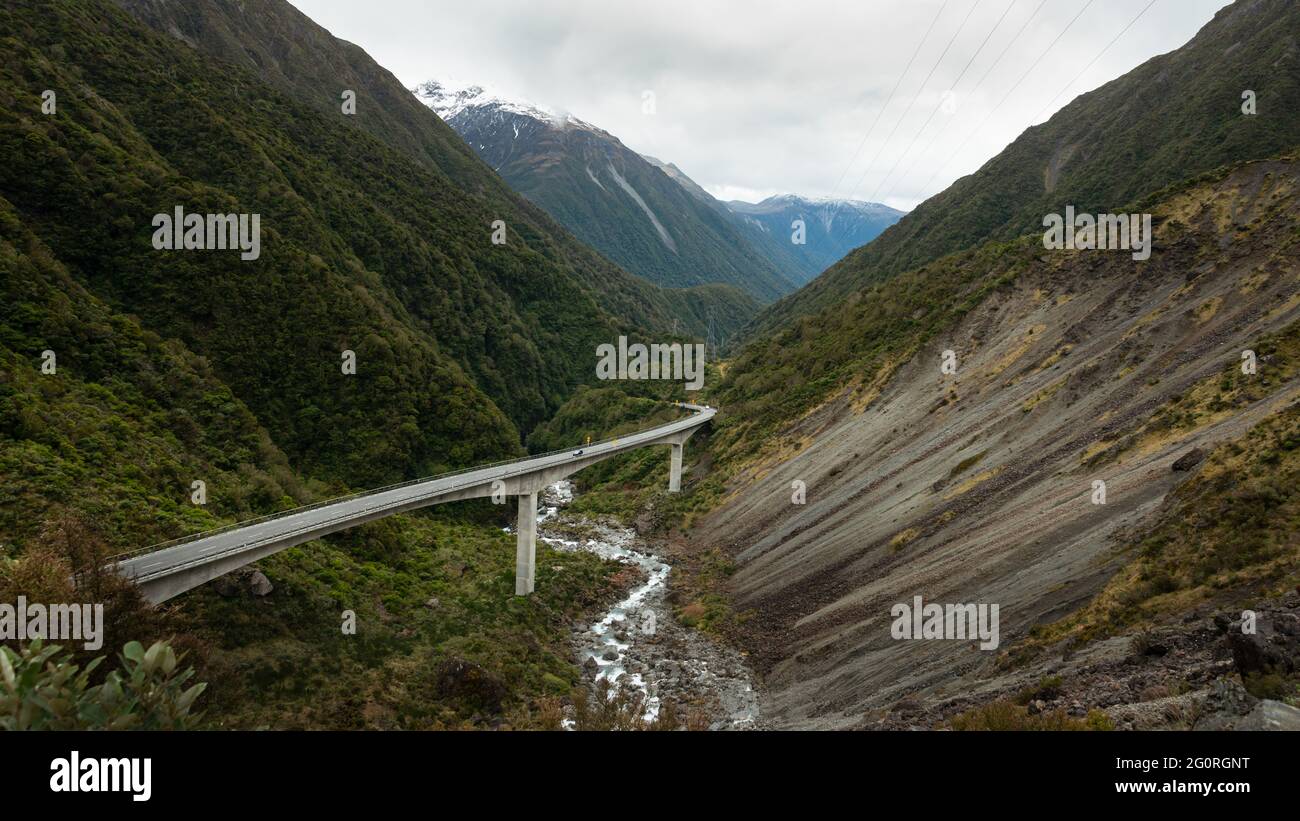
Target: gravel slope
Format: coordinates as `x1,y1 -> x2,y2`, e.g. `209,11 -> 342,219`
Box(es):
694,159 -> 1300,728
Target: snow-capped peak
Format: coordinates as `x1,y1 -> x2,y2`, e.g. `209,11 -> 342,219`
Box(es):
764,194 -> 901,213
412,79 -> 493,120
728,194 -> 904,217
412,79 -> 593,130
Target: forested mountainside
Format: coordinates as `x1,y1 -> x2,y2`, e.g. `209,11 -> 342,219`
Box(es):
111,0 -> 754,339
3,0 -> 535,494
0,0 -> 710,728
741,0 -> 1300,344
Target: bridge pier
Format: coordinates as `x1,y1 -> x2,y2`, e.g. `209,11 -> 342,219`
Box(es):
515,491 -> 537,595
669,443 -> 683,492
666,427 -> 699,493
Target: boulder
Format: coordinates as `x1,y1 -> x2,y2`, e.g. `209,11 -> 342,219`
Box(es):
213,574 -> 242,598
433,657 -> 507,713
1171,448 -> 1206,471
1193,679 -> 1258,730
213,567 -> 272,597
1227,616 -> 1296,676
247,570 -> 274,596
1235,700 -> 1300,731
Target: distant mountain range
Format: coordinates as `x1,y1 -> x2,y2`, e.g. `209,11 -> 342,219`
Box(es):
415,81 -> 903,300
725,194 -> 905,283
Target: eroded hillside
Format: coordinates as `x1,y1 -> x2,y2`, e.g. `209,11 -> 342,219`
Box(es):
694,158 -> 1300,727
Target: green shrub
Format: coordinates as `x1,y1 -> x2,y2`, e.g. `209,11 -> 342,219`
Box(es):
1014,675 -> 1064,705
1243,672 -> 1297,701
949,699 -> 1103,731
0,639 -> 206,730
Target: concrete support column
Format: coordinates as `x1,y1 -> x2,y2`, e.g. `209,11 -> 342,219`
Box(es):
515,492 -> 537,595
669,443 -> 683,493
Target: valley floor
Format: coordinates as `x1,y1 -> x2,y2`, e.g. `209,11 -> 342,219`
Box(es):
153,480 -> 761,730
537,483 -> 760,730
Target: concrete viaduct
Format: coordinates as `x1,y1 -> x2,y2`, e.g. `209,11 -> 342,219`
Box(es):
115,403 -> 714,603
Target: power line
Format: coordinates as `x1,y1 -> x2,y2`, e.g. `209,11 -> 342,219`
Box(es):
825,1 -> 951,202
883,0 -> 1046,204
920,0 -> 1097,195
851,0 -> 984,202
969,0 -> 1050,101
871,0 -> 1019,203
1030,0 -> 1158,123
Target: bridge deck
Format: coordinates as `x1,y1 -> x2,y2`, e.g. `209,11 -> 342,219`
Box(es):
117,403 -> 713,601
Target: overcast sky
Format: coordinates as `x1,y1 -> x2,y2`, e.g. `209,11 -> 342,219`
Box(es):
290,0 -> 1228,211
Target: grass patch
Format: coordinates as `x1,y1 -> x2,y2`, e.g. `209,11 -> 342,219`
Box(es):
890,528 -> 920,552
948,700 -> 1113,731
949,449 -> 988,478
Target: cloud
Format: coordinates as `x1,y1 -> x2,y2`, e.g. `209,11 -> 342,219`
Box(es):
290,0 -> 1228,210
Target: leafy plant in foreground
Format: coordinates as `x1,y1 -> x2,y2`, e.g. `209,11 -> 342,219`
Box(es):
0,639 -> 206,730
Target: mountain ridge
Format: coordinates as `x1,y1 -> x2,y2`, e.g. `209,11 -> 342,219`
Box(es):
111,0 -> 749,341
725,194 -> 906,284
417,78 -> 904,301
415,78 -> 801,305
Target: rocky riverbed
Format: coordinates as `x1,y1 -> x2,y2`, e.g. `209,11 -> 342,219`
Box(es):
536,482 -> 760,730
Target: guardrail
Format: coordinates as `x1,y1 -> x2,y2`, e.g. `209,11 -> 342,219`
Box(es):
111,402 -> 712,565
